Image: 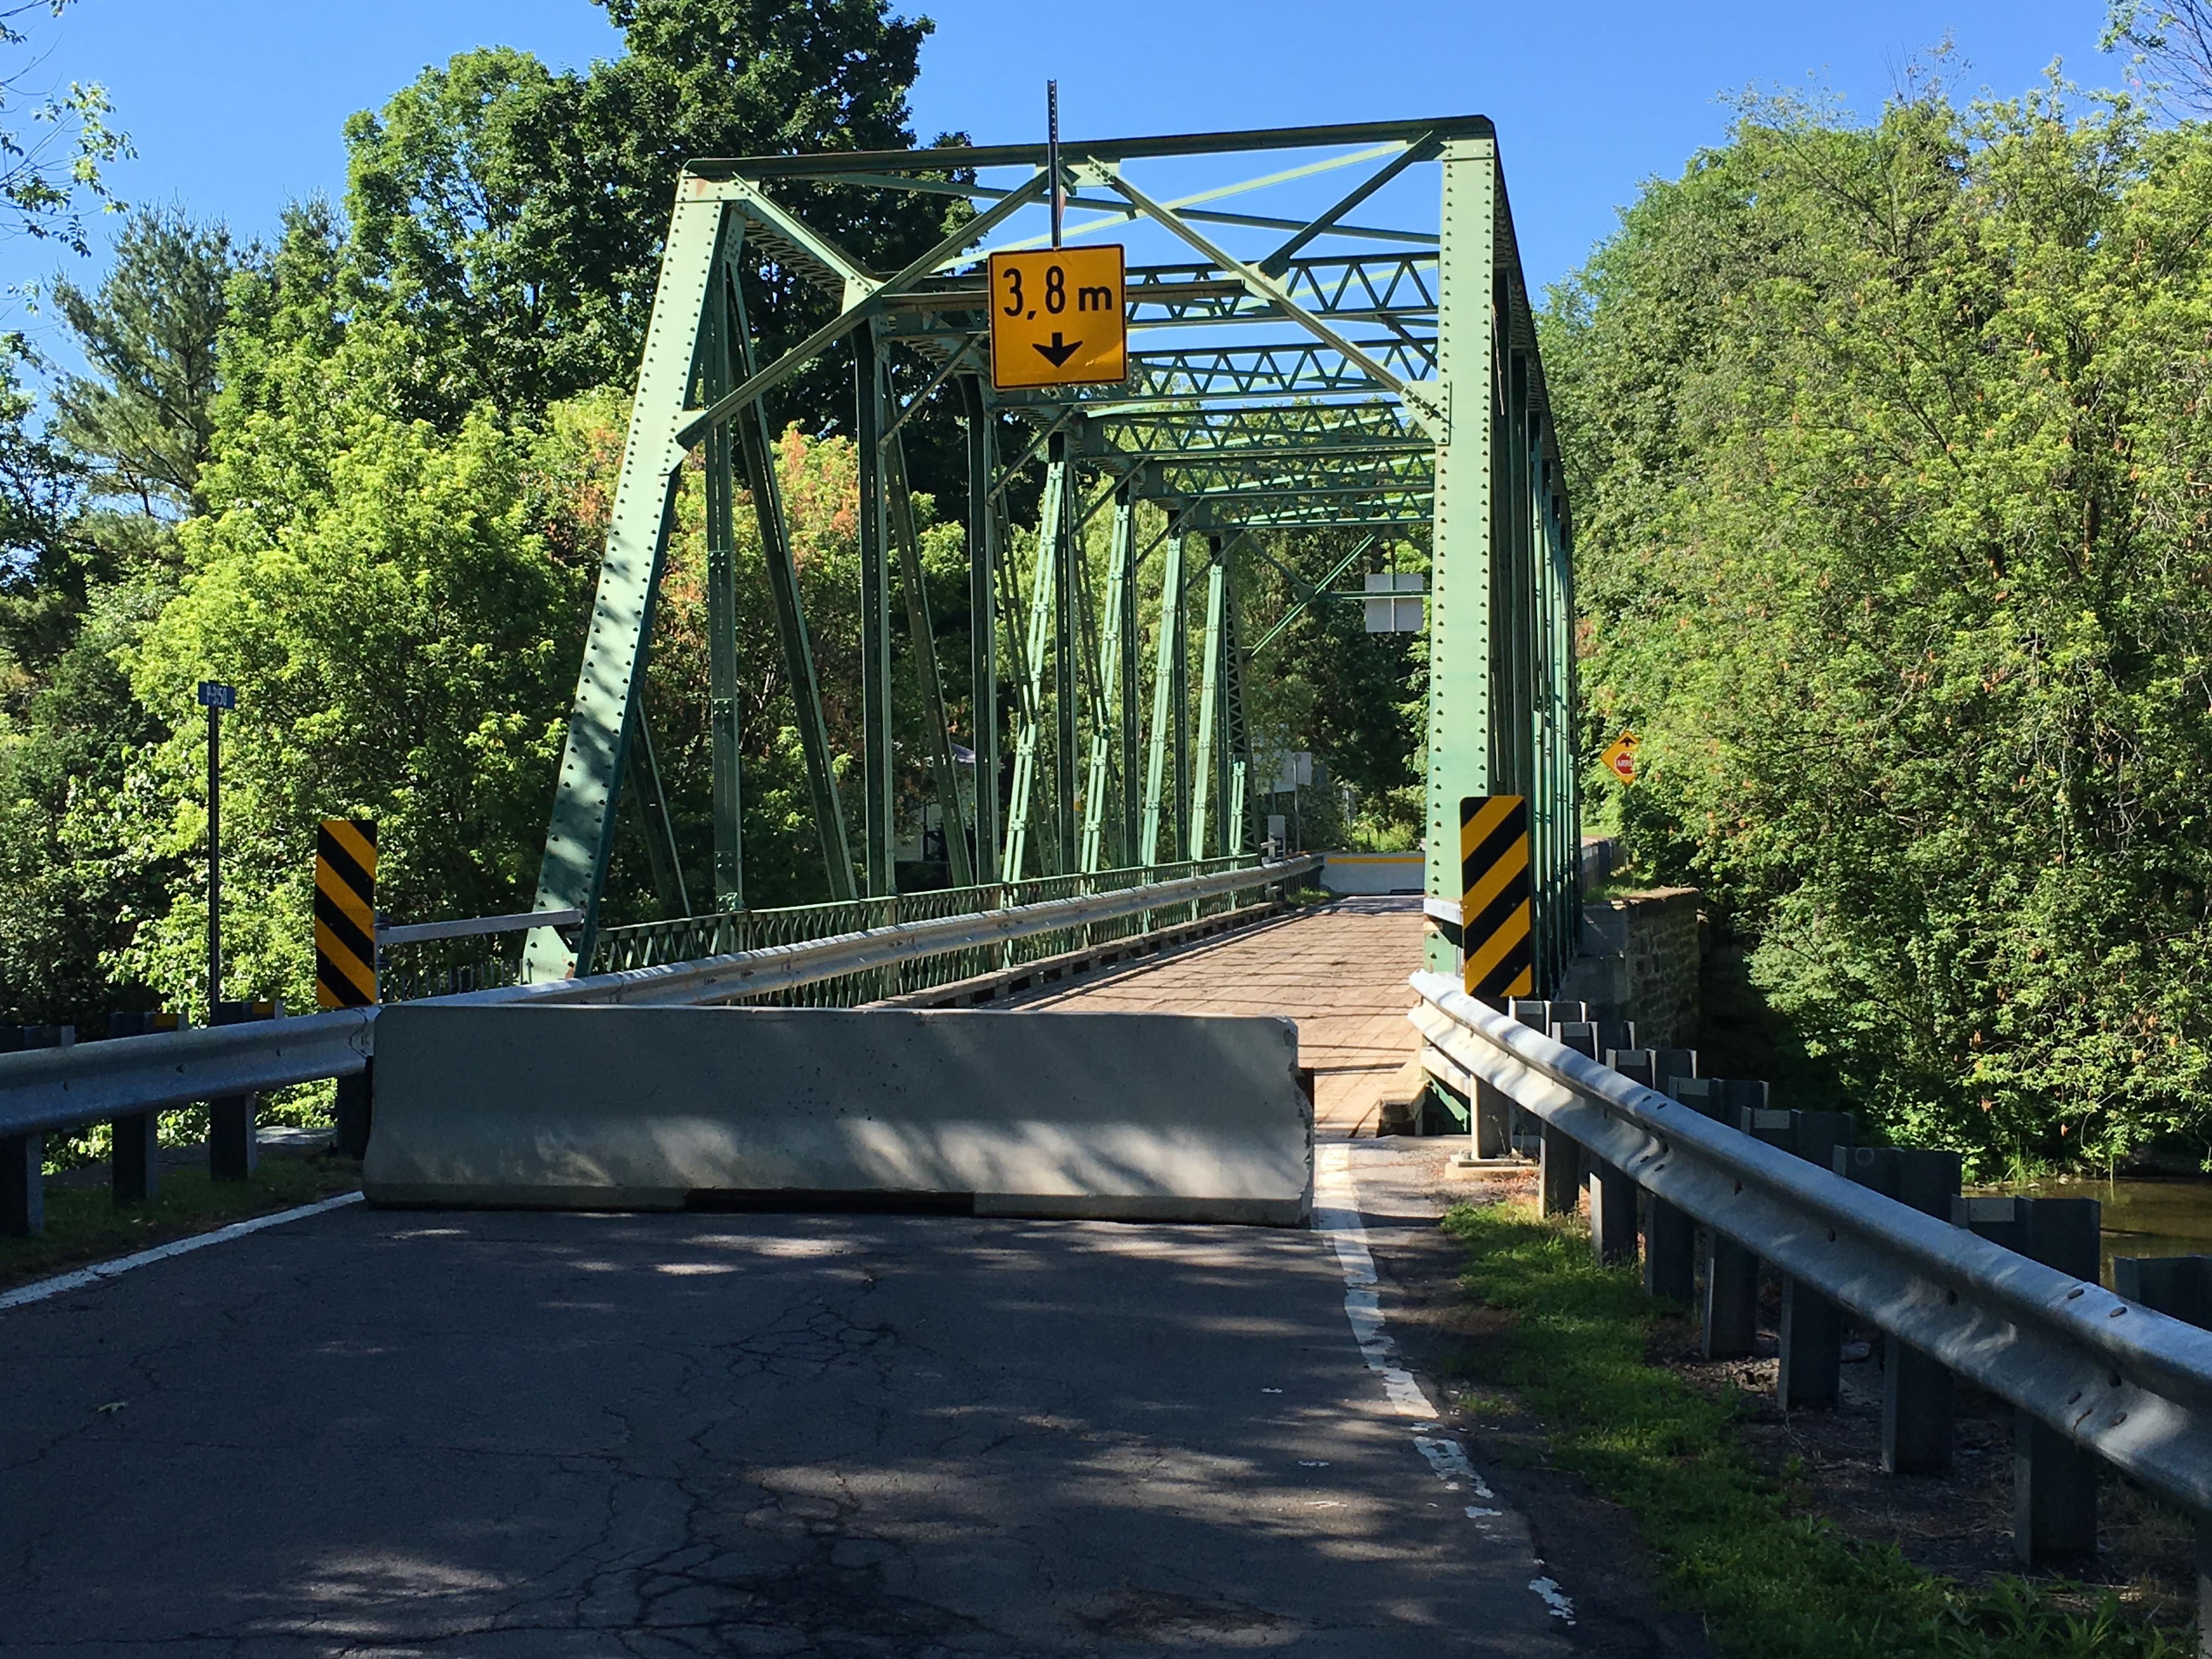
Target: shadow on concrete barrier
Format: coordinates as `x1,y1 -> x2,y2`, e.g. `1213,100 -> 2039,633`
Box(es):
363,1005 -> 1313,1225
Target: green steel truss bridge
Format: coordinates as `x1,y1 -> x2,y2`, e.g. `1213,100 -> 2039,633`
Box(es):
517,115 -> 1579,994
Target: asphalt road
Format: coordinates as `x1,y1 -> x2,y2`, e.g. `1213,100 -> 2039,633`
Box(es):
2,1147 -> 1577,1657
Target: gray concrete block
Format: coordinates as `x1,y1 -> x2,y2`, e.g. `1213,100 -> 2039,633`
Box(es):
364,1004 -> 1312,1225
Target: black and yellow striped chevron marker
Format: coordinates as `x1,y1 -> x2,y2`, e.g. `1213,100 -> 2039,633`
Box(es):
1460,794 -> 1533,999
315,819 -> 378,1009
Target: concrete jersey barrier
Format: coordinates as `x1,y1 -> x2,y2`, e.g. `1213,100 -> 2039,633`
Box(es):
364,1003 -> 1313,1225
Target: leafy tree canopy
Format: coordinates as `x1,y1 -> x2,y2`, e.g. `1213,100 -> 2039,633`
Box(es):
49,206 -> 238,517
337,0 -> 962,424
1548,75 -> 2212,1171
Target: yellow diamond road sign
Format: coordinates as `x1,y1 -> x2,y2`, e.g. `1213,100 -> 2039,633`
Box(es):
988,245 -> 1126,390
1600,730 -> 1639,785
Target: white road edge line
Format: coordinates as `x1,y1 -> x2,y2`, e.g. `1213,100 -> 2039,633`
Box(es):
1311,1143 -> 1575,1627
1312,1143 -> 1438,1418
0,1190 -> 365,1312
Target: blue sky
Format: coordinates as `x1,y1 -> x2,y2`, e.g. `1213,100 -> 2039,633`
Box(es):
6,0 -> 2117,370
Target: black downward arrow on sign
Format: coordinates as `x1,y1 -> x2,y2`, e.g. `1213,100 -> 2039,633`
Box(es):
1033,332 -> 1082,368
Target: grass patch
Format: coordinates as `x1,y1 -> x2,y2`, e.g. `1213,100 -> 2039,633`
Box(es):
0,1153 -> 360,1293
1444,1196 -> 2187,1658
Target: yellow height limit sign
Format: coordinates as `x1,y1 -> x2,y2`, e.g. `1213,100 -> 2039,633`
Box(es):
988,245 -> 1126,390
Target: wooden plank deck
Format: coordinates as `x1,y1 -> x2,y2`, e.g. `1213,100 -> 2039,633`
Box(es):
1011,896 -> 1426,1138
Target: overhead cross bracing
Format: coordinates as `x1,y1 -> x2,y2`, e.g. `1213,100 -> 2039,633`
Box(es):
518,115 -> 1582,1003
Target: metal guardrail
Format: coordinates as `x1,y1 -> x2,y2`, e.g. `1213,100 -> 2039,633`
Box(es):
0,856 -> 1321,1143
1408,969 -> 2212,1524
0,1010 -> 376,1142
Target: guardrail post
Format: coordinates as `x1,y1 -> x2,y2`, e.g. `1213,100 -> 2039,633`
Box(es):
2200,1527 -> 2212,1659
1588,1156 -> 1638,1266
0,1025 -> 74,1233
1508,1000 -> 1581,1161
1836,1146 -> 1962,1473
1470,1078 -> 1514,1159
1534,1008 -> 1594,1212
1611,1048 -> 1700,1301
1539,1122 -> 1581,1216
1775,1110 -> 1854,1410
1,1120 -> 41,1234
2111,1257 -> 2212,1659
1671,1076 -> 1767,1358
2114,1254 -> 2212,1323
1956,1194 -> 2102,1561
1554,1021 -> 1636,1257
209,1000 -> 272,1181
106,1011 -> 167,1204
336,1059 -> 374,1160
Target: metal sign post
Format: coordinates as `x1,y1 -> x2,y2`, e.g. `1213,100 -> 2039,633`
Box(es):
1047,80 -> 1061,249
197,680 -> 236,1019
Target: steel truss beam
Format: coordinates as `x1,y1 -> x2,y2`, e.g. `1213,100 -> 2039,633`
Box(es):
879,252 -> 1438,330
1085,403 -> 1423,459
523,116 -> 1576,991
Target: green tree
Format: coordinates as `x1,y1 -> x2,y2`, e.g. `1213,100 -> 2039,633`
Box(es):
1235,536 -> 1429,849
337,1 -> 962,425
1547,80 -> 2212,1172
112,397 -> 582,1014
49,206 -> 238,517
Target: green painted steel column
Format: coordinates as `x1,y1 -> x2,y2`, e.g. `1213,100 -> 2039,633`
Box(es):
887,432 -> 973,887
1172,536 -> 1192,860
1002,459 -> 1062,882
1053,436 -> 1079,876
855,320 -> 895,896
1545,465 -> 1578,986
1139,529 -> 1183,868
1539,436 -> 1557,995
1118,490 -> 1141,868
625,710 -> 691,919
524,195 -> 725,981
962,376 -> 1000,886
1557,481 -> 1582,962
729,254 -> 853,901
1422,137 -> 1499,973
1539,438 -> 1557,986
1222,546 -> 1252,856
1190,539 -> 1226,858
1079,495 -> 1133,872
1509,354 -> 1536,802
701,245 -> 743,912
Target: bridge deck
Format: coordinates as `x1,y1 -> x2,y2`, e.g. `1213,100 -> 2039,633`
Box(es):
1015,895 -> 1425,1138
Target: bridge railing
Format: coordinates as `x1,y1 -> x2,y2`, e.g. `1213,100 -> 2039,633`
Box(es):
372,858 -> 1268,1003
584,854 -> 1269,1003
0,855 -> 1321,1231
1409,970 -> 2212,1569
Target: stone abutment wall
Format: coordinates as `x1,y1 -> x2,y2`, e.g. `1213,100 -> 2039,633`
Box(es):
1555,887 -> 1703,1050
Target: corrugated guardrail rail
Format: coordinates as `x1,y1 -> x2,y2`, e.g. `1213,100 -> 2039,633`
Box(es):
1409,969 -> 2212,1623
0,855 -> 1320,1153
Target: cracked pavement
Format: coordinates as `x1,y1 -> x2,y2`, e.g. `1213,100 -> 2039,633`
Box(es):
2,1148 -> 1579,1657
